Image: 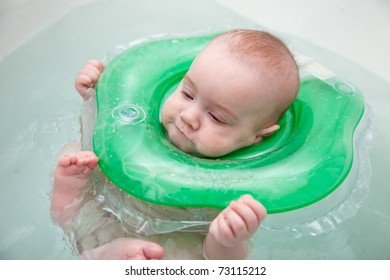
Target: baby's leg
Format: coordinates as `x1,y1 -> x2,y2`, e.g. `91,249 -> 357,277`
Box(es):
204,195 -> 267,260
81,238 -> 164,260
51,151 -> 98,227
67,197 -> 164,260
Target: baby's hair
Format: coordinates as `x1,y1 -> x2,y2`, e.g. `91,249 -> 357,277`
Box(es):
212,29 -> 300,124
215,29 -> 293,69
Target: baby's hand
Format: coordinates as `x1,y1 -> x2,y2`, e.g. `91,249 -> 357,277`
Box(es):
208,195 -> 266,247
75,60 -> 105,99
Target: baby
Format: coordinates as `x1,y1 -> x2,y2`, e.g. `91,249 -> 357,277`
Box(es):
51,29 -> 299,260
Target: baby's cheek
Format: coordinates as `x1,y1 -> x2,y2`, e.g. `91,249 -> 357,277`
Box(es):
198,136 -> 234,157
161,101 -> 175,125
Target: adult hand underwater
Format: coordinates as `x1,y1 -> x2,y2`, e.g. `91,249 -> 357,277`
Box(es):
50,29 -> 299,260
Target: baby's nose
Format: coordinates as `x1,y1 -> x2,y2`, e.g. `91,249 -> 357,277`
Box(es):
180,110 -> 200,130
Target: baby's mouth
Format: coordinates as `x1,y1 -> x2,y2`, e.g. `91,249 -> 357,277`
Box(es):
175,121 -> 190,141
178,127 -> 191,143
170,124 -> 203,157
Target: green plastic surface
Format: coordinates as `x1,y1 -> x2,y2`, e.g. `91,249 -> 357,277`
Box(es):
94,33 -> 365,213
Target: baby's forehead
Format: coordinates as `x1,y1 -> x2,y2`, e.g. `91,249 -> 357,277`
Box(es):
201,40 -> 269,72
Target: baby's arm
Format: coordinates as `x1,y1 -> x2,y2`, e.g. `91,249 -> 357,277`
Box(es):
75,60 -> 105,100
204,195 -> 266,259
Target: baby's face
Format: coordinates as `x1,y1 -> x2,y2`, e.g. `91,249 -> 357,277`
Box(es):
161,43 -> 272,157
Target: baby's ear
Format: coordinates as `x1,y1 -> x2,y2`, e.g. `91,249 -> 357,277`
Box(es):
254,124 -> 280,144
261,124 -> 280,136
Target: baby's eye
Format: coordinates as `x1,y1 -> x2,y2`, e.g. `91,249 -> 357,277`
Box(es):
209,112 -> 225,125
182,91 -> 194,100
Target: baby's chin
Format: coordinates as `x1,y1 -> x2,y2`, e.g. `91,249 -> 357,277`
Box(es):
164,126 -> 230,158
170,138 -> 203,157
167,133 -> 210,157
165,129 -> 198,155
172,139 -> 228,158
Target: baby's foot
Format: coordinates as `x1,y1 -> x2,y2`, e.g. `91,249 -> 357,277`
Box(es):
53,151 -> 98,195
55,151 -> 98,179
51,151 -> 98,226
81,238 -> 164,260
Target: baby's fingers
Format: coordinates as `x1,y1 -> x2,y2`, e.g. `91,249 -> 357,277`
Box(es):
239,195 -> 267,223
75,74 -> 94,95
78,69 -> 100,86
222,208 -> 251,241
82,61 -> 105,79
216,213 -> 238,244
85,60 -> 105,72
229,200 -> 259,234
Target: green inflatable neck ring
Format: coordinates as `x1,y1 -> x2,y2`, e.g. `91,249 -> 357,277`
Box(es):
94,33 -> 365,213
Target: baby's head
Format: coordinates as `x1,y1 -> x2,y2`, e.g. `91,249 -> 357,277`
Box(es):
161,29 -> 299,157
